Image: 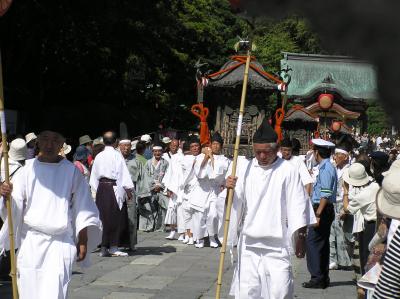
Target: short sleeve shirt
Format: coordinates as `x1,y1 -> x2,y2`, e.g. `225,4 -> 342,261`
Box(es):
311,158 -> 337,204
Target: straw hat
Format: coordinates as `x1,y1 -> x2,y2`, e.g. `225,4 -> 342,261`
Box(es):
25,132 -> 37,144
9,138 -> 27,161
376,161 -> 400,219
79,135 -> 92,145
343,163 -> 370,187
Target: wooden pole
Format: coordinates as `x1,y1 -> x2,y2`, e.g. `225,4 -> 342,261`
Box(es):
0,51 -> 19,299
215,48 -> 251,299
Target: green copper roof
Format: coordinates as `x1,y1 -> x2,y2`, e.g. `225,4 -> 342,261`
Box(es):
280,52 -> 378,100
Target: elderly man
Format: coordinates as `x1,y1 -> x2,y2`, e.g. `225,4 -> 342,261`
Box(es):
329,143 -> 353,270
303,139 -> 337,289
90,131 -> 134,257
119,138 -> 138,251
162,138 -> 179,163
0,130 -> 102,299
145,142 -> 169,231
227,121 -> 315,299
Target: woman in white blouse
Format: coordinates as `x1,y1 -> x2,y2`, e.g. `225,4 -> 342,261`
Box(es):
342,163 -> 380,277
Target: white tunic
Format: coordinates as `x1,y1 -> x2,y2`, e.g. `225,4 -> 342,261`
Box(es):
0,158 -> 102,299
230,157 -> 316,299
288,156 -> 313,187
89,146 -> 134,209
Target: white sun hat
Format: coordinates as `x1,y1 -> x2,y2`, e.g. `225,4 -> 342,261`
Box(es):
9,138 -> 27,161
376,161 -> 400,219
343,163 -> 370,187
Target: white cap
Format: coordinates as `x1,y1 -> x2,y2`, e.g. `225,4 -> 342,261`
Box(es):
93,137 -> 103,146
25,132 -> 37,144
140,134 -> 152,143
311,138 -> 335,148
162,137 -> 172,144
62,143 -> 71,155
9,138 -> 27,161
131,140 -> 138,150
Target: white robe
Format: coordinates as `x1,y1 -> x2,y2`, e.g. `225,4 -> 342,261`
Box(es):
89,146 -> 134,209
162,152 -> 185,230
206,154 -> 230,236
0,158 -> 102,299
230,157 -> 316,299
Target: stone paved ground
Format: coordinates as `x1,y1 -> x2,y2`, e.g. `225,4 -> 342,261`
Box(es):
0,231 -> 357,299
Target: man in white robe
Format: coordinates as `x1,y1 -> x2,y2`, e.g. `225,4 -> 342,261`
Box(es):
200,132 -> 230,248
90,131 -> 133,257
0,130 -> 102,299
226,121 -> 315,299
180,137 -> 202,245
162,139 -> 185,240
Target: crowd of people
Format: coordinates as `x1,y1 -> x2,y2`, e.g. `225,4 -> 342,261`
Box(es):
0,123 -> 399,299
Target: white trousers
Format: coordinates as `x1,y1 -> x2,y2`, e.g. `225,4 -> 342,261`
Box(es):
17,228 -> 76,299
231,237 -> 293,299
191,208 -> 207,241
206,200 -> 218,237
182,199 -> 192,230
176,202 -> 185,234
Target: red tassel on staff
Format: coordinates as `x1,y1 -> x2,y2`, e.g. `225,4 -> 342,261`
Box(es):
191,103 -> 210,146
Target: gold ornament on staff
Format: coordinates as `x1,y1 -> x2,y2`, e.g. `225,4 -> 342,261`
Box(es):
0,52 -> 19,299
215,39 -> 252,299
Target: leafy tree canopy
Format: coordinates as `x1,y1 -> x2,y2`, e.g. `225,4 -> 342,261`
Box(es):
0,0 -> 322,137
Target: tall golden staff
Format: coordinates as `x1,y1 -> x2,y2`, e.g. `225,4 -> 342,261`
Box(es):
0,52 -> 19,299
215,40 -> 252,299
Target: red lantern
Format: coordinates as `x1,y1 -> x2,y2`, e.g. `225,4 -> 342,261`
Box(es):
318,93 -> 334,110
331,120 -> 342,132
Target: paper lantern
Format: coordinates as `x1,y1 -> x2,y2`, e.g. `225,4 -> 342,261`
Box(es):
331,121 -> 342,132
318,93 -> 334,110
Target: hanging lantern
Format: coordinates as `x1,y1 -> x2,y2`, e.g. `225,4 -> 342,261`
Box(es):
331,120 -> 342,132
318,93 -> 334,110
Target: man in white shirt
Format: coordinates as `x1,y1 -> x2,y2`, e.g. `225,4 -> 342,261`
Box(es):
0,130 -> 102,299
226,121 -> 315,299
90,131 -> 134,257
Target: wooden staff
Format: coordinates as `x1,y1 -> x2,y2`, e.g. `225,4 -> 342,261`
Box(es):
0,51 -> 19,299
215,47 -> 251,299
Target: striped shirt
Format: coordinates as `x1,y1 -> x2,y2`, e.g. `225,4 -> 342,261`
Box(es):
373,226 -> 400,299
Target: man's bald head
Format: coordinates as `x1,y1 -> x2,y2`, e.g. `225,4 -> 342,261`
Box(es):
103,131 -> 117,146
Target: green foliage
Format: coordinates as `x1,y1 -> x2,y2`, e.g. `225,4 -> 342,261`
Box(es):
366,99 -> 391,134
0,1 -> 321,136
253,16 -> 321,72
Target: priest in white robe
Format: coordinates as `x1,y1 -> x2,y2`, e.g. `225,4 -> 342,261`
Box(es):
162,139 -> 185,240
201,132 -> 230,248
0,130 -> 102,299
90,131 -> 133,257
180,136 -> 202,245
226,121 -> 316,299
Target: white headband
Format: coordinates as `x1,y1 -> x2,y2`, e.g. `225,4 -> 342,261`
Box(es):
335,148 -> 349,155
119,139 -> 131,145
153,146 -> 163,150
